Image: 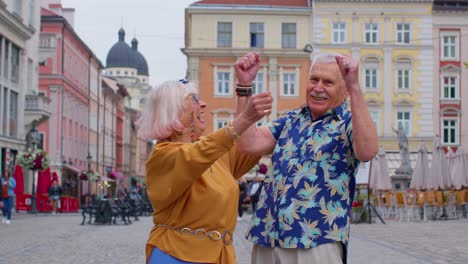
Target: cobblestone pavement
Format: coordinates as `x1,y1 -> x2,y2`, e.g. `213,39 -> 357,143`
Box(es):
0,212 -> 467,264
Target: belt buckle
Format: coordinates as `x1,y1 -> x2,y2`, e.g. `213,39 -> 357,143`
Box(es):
222,231 -> 233,245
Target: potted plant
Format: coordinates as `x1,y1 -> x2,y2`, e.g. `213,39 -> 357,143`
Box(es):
17,148 -> 50,171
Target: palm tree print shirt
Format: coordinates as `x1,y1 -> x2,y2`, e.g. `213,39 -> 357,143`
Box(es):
246,101 -> 360,252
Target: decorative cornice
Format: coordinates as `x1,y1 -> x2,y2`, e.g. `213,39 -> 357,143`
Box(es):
0,4 -> 34,41
182,48 -> 311,58
316,0 -> 432,2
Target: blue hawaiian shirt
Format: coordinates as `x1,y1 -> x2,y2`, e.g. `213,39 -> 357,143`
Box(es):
246,101 -> 360,254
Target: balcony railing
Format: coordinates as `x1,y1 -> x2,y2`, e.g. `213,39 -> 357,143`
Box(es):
24,94 -> 51,127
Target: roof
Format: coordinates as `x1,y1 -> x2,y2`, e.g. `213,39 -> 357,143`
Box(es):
434,0 -> 468,11
106,29 -> 149,76
40,8 -> 104,68
192,0 -> 310,7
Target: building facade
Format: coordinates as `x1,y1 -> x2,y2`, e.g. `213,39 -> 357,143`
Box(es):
183,0 -> 312,134
38,3 -> 103,198
0,0 -> 48,189
433,0 -> 468,151
313,0 -> 435,189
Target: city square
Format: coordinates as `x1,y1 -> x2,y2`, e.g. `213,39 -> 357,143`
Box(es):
1,0 -> 468,264
0,213 -> 467,264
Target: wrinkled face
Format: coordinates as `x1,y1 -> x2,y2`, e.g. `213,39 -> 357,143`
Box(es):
306,62 -> 347,119
179,93 -> 207,140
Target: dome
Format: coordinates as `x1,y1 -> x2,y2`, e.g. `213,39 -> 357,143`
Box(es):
106,28 -> 138,70
131,38 -> 149,76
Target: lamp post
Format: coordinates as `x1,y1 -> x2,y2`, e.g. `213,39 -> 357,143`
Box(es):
29,124 -> 39,214
86,152 -> 92,197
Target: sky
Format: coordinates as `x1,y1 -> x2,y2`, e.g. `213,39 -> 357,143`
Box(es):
61,0 -> 197,86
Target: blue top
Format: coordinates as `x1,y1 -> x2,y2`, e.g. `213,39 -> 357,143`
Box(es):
246,101 -> 359,253
1,177 -> 16,197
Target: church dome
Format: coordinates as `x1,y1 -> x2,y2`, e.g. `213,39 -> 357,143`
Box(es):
131,38 -> 149,76
106,28 -> 138,71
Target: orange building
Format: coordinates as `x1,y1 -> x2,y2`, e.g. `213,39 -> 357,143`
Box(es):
183,0 -> 313,134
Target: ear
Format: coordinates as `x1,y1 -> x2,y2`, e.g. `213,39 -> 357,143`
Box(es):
171,120 -> 185,133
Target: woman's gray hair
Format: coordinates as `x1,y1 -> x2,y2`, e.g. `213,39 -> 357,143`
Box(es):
137,80 -> 198,140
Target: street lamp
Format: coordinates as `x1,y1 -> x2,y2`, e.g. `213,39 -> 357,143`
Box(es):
86,152 -> 92,198
29,123 -> 40,214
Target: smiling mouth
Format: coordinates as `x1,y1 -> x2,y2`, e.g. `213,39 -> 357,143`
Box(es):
310,94 -> 329,101
197,112 -> 205,123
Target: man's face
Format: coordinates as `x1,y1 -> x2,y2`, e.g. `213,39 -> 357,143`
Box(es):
306,62 -> 348,119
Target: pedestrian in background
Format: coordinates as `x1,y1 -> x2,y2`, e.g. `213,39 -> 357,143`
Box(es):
247,175 -> 263,212
48,180 -> 62,215
237,177 -> 248,221
137,79 -> 271,264
235,52 -> 378,264
1,169 -> 16,224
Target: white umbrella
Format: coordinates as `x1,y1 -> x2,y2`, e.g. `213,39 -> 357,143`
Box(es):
451,147 -> 467,190
369,147 -> 392,191
410,142 -> 430,190
445,147 -> 456,181
428,137 -> 452,190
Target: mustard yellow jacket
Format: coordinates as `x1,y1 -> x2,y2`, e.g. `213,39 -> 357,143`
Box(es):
145,128 -> 260,263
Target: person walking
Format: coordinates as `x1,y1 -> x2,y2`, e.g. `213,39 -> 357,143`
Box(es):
48,180 -> 62,215
237,178 -> 248,221
234,52 -> 378,264
247,175 -> 263,212
1,169 -> 16,224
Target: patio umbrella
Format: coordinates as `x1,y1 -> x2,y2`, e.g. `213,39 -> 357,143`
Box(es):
369,147 -> 392,191
410,142 -> 430,190
13,164 -> 24,195
451,147 -> 467,190
445,147 -> 456,181
427,137 -> 452,190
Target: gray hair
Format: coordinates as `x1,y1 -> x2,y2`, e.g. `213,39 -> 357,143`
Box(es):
309,52 -> 341,76
137,80 -> 198,140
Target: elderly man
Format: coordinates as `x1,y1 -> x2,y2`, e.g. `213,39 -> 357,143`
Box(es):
233,52 -> 378,264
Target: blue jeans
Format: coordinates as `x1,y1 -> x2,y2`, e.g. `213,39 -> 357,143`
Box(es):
1,197 -> 13,220
149,247 -> 205,264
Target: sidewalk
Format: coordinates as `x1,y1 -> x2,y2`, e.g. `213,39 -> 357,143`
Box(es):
235,213 -> 468,264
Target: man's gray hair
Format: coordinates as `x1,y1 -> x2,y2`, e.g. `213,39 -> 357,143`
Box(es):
309,52 -> 341,76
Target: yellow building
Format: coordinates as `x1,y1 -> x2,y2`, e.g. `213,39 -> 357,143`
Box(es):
183,0 -> 312,133
313,0 -> 435,188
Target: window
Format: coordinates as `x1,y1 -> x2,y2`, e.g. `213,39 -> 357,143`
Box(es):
332,22 -> 346,44
442,76 -> 458,99
441,32 -> 459,60
364,68 -> 378,90
3,41 -> 9,79
250,23 -> 264,48
396,23 -> 411,44
215,119 -> 229,130
443,119 -> 457,144
28,0 -> 34,26
2,88 -> 7,134
397,111 -> 411,135
253,72 -> 265,94
369,110 -> 380,134
9,91 -> 18,137
281,72 -> 297,96
395,58 -> 412,91
282,23 -> 296,48
216,71 -> 231,96
11,45 -> 20,83
364,23 -> 378,44
397,69 -> 410,90
217,22 -> 232,48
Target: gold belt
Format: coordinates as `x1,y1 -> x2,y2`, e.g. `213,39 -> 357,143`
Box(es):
155,224 -> 233,245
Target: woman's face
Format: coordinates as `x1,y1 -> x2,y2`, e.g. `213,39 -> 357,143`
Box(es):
179,93 -> 207,141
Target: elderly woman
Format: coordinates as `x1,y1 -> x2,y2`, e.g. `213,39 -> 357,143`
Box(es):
138,79 -> 272,264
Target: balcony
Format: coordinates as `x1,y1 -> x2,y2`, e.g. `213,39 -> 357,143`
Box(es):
24,94 -> 51,129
